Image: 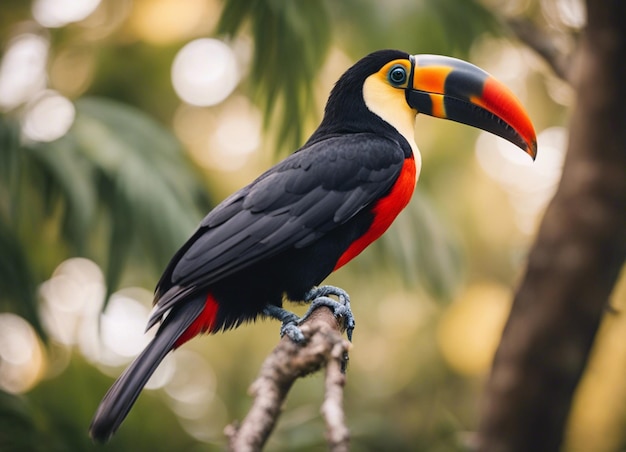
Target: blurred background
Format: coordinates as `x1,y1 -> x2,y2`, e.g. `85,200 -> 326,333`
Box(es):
1,0 -> 624,451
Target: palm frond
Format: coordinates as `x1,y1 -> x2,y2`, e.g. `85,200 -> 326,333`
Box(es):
43,97 -> 212,303
0,218 -> 44,338
2,98 -> 212,324
218,0 -> 332,152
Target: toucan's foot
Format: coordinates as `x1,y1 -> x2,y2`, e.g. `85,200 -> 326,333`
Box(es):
262,305 -> 306,342
263,285 -> 355,343
303,285 -> 355,342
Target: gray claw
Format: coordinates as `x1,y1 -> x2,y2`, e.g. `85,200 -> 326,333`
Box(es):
264,285 -> 356,343
280,322 -> 305,343
263,305 -> 305,342
302,286 -> 356,342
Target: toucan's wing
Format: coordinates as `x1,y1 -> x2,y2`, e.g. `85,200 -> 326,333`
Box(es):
149,133 -> 407,326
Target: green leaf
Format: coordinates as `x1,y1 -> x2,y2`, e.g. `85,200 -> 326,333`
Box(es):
0,390 -> 44,452
68,97 -> 211,301
0,115 -> 21,214
3,97 -> 212,320
218,0 -> 332,152
0,219 -> 45,339
26,135 -> 97,253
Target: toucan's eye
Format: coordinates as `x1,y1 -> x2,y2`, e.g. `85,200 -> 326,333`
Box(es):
388,65 -> 407,86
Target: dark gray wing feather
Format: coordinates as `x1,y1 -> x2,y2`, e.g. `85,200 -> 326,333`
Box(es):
151,134 -> 406,324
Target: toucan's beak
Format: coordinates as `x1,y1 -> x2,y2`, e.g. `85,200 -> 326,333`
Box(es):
406,54 -> 537,159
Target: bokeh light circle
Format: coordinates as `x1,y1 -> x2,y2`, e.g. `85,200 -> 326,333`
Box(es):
171,38 -> 239,106
0,313 -> 45,393
32,0 -> 101,28
22,90 -> 75,142
0,33 -> 49,110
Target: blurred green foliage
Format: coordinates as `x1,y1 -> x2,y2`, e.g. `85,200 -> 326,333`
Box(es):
218,0 -> 333,152
0,98 -> 212,334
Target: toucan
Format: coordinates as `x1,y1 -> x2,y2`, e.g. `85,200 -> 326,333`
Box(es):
89,49 -> 536,442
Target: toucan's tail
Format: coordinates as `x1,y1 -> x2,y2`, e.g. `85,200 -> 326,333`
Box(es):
89,294 -> 206,443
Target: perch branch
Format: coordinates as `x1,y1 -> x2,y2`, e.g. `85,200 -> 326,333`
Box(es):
225,307 -> 351,451
321,340 -> 350,451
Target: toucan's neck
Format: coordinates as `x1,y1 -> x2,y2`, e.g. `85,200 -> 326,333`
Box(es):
306,86 -> 413,157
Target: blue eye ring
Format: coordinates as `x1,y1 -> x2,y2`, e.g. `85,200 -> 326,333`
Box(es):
388,64 -> 408,86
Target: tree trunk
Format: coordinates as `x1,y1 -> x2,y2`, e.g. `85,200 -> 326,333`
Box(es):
476,1 -> 626,451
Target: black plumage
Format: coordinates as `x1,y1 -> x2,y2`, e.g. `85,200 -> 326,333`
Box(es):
150,133 -> 409,331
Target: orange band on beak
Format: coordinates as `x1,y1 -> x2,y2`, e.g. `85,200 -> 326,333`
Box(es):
412,65 -> 453,94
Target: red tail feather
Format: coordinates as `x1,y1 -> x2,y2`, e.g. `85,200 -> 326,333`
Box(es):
174,293 -> 219,348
